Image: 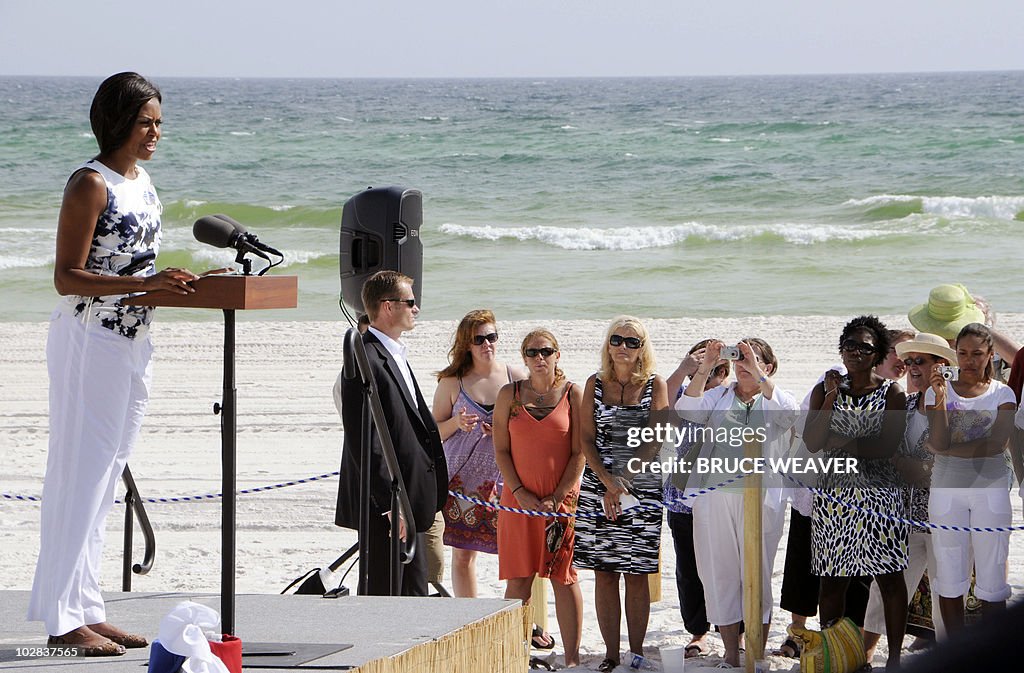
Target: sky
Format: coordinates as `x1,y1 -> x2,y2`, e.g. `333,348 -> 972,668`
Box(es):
2,0 -> 1023,79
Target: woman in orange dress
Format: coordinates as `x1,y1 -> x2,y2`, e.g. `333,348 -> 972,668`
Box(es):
494,328 -> 584,668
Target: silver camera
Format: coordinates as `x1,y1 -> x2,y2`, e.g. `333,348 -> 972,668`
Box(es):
937,365 -> 960,382
721,346 -> 741,360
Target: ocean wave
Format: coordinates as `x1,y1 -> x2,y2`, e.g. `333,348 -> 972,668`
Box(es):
437,222 -> 885,250
847,194 -> 1024,221
162,200 -> 339,228
0,254 -> 52,270
161,246 -> 331,270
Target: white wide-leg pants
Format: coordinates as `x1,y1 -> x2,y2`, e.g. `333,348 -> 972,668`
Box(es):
27,308 -> 153,636
693,489 -> 784,626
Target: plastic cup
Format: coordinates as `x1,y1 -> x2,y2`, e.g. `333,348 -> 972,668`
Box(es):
659,645 -> 685,673
754,658 -> 770,673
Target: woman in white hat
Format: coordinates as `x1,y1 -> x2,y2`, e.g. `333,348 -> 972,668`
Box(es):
926,323 -> 1016,634
862,333 -> 956,656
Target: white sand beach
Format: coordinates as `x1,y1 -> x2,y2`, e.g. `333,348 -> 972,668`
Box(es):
2,314 -> 1023,671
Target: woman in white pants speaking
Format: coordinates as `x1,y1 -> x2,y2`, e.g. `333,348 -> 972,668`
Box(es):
27,72 -> 198,656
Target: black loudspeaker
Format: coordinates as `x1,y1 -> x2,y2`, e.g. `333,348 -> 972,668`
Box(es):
339,186 -> 423,313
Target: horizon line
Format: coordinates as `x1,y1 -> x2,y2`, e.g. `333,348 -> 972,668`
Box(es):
2,67 -> 1023,81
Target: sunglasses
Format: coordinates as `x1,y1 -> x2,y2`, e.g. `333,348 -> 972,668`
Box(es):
841,339 -> 876,356
384,298 -> 416,308
524,347 -> 557,358
902,356 -> 931,366
473,332 -> 499,346
609,334 -> 643,349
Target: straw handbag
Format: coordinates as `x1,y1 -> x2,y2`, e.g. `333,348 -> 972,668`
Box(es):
788,617 -> 867,673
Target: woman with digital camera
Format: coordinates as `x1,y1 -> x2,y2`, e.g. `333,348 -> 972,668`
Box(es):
862,332 -> 956,656
926,322 -> 1016,634
676,338 -> 799,668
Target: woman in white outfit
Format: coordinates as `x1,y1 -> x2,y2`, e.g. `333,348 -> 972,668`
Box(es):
862,333 -> 955,656
27,73 -> 199,656
676,338 -> 799,669
927,322 -> 1016,634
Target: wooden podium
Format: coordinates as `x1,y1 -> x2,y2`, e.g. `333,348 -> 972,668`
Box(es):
127,274 -> 298,635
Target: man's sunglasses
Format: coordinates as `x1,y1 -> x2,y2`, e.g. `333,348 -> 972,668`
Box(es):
524,347 -> 557,358
473,332 -> 499,346
840,339 -> 876,355
609,334 -> 643,349
902,356 -> 931,366
384,298 -> 416,308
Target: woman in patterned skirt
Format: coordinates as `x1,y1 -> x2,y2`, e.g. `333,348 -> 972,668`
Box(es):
804,315 -> 908,671
433,310 -> 526,597
575,316 -> 669,672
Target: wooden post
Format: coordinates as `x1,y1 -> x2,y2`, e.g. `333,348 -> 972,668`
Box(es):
648,550 -> 662,603
743,438 -> 764,673
530,576 -> 548,634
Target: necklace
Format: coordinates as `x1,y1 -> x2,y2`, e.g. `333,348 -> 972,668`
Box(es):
527,379 -> 552,405
615,377 -> 631,405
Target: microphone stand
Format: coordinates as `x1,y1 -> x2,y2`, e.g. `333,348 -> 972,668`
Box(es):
235,248 -> 253,277
216,248 -> 252,633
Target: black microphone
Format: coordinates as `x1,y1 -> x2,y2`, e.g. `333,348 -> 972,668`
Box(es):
193,215 -> 283,258
193,215 -> 247,249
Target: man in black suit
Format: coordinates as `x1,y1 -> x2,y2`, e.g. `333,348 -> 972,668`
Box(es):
335,270 -> 447,596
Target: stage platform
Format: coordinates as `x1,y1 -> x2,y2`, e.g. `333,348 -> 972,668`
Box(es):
0,591 -> 528,671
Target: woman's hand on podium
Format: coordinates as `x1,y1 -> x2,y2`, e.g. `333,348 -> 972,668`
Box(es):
142,267 -> 199,295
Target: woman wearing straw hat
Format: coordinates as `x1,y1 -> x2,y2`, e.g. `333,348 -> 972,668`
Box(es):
908,283 -> 1020,375
925,322 -> 1016,634
908,284 -> 985,345
862,333 -> 956,658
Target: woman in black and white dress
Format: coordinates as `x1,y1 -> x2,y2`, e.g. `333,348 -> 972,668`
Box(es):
804,315 -> 909,671
575,316 -> 668,673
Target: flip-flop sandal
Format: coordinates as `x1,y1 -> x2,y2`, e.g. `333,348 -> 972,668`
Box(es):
684,644 -> 708,658
597,657 -> 618,672
531,624 -> 556,650
529,655 -> 556,670
771,637 -> 802,659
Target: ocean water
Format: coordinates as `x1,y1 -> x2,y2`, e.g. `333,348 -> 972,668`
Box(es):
1,73 -> 1022,323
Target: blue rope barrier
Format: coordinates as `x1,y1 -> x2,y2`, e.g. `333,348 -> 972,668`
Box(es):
1,470 -> 342,505
781,472 -> 1024,533
5,467 -> 1023,533
447,473 -> 751,519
